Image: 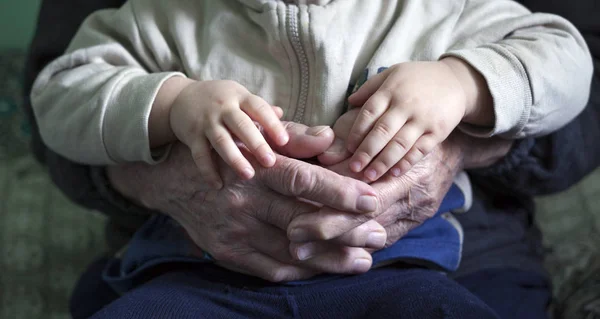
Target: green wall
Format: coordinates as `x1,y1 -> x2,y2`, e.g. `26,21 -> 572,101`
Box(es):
0,0 -> 41,50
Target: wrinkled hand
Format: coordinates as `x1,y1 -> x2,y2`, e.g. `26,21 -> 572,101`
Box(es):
288,108 -> 461,250
291,108 -> 512,252
108,122 -> 385,282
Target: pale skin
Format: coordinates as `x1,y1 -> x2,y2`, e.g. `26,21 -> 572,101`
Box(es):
346,57 -> 495,181
133,56 -> 505,281
149,57 -> 494,191
150,78 -> 290,189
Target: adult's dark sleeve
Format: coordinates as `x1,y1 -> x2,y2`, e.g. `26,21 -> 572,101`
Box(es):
469,0 -> 600,196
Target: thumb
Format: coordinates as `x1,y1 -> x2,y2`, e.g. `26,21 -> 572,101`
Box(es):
271,122 -> 334,159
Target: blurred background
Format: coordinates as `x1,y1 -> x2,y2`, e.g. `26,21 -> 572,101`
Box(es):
1,1 -> 107,318
0,1 -> 598,318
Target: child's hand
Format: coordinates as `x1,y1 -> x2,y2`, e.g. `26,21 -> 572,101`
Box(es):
346,61 -> 467,181
169,80 -> 289,188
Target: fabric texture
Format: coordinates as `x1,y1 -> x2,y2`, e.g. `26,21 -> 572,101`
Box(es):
30,0 -> 591,165
91,265 -> 502,319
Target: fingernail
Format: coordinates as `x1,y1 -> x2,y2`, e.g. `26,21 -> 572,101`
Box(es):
366,232 -> 386,249
296,243 -> 315,261
279,133 -> 289,145
262,153 -> 275,166
356,195 -> 377,212
289,228 -> 309,242
307,126 -> 331,136
353,258 -> 372,273
391,168 -> 401,177
350,161 -> 362,172
365,169 -> 377,181
242,167 -> 255,179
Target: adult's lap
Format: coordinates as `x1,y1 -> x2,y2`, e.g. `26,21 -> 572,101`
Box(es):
88,263 -> 500,319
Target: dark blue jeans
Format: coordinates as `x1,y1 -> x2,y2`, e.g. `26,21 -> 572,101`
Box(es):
72,260 -> 550,319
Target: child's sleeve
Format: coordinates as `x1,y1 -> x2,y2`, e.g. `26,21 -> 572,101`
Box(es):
31,0 -> 185,165
441,0 -> 593,139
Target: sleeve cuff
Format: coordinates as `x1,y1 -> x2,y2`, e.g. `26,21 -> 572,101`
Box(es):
103,71 -> 185,164
442,45 -> 533,138
90,166 -> 158,218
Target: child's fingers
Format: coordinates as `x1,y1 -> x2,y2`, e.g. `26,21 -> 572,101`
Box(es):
346,92 -> 392,153
347,68 -> 392,107
390,135 -> 438,177
206,126 -> 255,180
241,95 -> 289,146
188,137 -> 223,189
273,106 -> 284,119
223,110 -> 276,168
362,124 -> 423,181
348,108 -> 407,173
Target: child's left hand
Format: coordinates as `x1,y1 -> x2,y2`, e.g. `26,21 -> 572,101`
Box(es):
345,61 -> 468,181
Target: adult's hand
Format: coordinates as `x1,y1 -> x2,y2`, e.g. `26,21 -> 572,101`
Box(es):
287,109 -> 513,258
107,122 -> 385,282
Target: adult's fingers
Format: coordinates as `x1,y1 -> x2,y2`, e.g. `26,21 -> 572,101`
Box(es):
289,219 -> 386,254
295,244 -> 373,274
256,156 -> 379,215
215,251 -> 317,282
286,168 -> 413,242
272,122 -> 334,159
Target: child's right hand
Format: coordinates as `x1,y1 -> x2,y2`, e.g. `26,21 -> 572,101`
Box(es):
169,80 -> 289,189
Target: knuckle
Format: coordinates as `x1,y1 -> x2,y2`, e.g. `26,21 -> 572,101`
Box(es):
222,79 -> 243,91
372,153 -> 394,169
251,99 -> 270,113
288,165 -> 315,197
355,150 -> 372,161
312,223 -> 337,241
415,141 -> 433,157
360,105 -> 377,120
233,117 -> 257,134
226,189 -> 247,209
376,87 -> 395,98
212,132 -> 229,147
348,131 -> 365,144
391,135 -> 409,151
251,141 -> 269,154
372,122 -> 394,137
406,149 -> 424,165
192,151 -> 211,164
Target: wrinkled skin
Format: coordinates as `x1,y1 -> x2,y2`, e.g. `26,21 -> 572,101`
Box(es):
108,115 -> 513,282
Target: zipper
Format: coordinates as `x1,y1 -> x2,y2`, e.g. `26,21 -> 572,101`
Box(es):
287,6 -> 310,123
